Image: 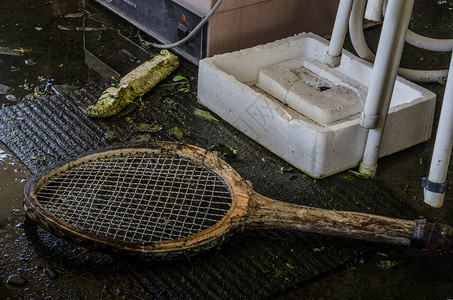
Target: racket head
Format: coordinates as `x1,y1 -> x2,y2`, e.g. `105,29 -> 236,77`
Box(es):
24,142 -> 251,257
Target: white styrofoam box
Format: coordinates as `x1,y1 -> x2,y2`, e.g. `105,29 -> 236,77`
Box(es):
197,33 -> 436,178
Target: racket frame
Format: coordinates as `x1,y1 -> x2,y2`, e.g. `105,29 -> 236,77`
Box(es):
24,142 -> 250,257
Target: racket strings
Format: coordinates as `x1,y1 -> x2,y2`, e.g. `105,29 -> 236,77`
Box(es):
36,151 -> 232,243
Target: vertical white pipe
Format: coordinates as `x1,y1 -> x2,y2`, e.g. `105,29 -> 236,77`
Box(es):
359,0 -> 415,176
423,54 -> 453,208
364,0 -> 384,21
324,0 -> 354,68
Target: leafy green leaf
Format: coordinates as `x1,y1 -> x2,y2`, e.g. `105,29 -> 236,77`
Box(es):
173,75 -> 187,82
173,75 -> 190,92
286,263 -> 294,269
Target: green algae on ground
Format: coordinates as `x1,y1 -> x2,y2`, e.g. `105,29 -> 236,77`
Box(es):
87,50 -> 179,117
340,173 -> 356,182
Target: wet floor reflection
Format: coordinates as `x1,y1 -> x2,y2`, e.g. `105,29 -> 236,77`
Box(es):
0,146 -> 30,227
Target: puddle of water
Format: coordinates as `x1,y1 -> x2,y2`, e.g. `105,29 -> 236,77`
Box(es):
0,0 -> 88,106
0,147 -> 30,228
0,0 -> 150,107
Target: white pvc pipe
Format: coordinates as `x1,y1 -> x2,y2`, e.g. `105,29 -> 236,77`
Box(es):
359,0 -> 410,129
350,0 -> 376,61
359,0 -> 415,176
325,0 -> 354,68
349,3 -> 450,82
424,54 -> 453,208
397,67 -> 448,83
364,0 -> 384,22
382,0 -> 388,15
406,30 -> 453,52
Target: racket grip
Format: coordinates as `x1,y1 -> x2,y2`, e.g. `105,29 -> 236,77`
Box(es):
411,219 -> 453,252
246,193 -> 453,253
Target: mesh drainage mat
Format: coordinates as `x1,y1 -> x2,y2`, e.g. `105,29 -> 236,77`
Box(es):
0,85 -> 114,174
0,83 -> 418,299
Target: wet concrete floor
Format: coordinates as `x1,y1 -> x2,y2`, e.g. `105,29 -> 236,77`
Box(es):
0,0 -> 453,299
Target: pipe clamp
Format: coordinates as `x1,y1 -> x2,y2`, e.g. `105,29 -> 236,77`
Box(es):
360,112 -> 379,129
421,177 -> 448,194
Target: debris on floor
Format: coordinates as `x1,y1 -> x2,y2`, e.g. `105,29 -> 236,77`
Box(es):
87,50 -> 179,117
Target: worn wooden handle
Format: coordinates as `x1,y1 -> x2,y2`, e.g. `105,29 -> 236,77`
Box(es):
244,192 -> 453,252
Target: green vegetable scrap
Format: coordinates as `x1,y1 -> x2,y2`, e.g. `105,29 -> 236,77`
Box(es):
274,269 -> 289,281
136,123 -> 162,133
87,50 -> 179,117
131,134 -> 153,143
377,260 -> 401,270
30,154 -> 46,161
279,166 -> 294,174
110,76 -> 119,87
172,75 -> 190,92
170,127 -> 183,140
194,108 -> 219,123
210,144 -> 238,159
19,79 -> 33,91
106,130 -> 117,141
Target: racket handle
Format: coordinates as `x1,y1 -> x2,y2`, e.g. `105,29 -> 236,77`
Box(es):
411,219 -> 453,252
246,194 -> 453,253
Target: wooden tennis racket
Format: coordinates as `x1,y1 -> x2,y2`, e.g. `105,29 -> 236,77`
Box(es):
24,142 -> 453,258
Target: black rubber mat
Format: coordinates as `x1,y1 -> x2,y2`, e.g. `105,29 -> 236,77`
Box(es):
0,80 -> 418,299
0,85 -> 109,174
